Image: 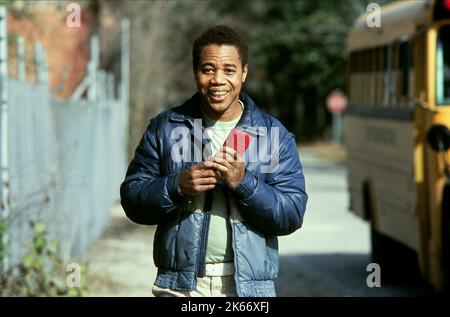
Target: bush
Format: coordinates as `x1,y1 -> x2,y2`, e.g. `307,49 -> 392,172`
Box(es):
0,221 -> 87,297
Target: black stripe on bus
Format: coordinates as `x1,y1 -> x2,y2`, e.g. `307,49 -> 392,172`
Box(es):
344,105 -> 413,121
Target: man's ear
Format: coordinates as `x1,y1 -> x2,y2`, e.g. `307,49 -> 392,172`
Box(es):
242,64 -> 248,83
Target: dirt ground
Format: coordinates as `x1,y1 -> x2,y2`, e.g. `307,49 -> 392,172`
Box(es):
85,204 -> 157,296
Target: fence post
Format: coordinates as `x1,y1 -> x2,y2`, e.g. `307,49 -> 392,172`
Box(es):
98,70 -> 106,101
17,37 -> 25,81
42,45 -> 49,85
88,35 -> 99,101
120,18 -> 129,107
0,6 -> 10,274
107,73 -> 114,100
34,42 -> 45,84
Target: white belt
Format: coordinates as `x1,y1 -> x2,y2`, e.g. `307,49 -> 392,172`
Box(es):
205,262 -> 235,277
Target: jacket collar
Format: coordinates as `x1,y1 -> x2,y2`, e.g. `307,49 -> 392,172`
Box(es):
169,91 -> 267,136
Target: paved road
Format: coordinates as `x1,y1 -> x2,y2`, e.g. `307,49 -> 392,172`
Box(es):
86,146 -> 436,296
275,147 -> 435,296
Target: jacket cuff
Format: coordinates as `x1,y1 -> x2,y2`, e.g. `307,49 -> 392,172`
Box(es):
232,169 -> 257,200
167,173 -> 184,203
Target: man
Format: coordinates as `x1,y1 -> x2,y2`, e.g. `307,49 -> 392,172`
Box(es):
120,25 -> 308,297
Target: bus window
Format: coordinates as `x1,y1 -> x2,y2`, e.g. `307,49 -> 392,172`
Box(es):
399,41 -> 409,98
437,25 -> 450,105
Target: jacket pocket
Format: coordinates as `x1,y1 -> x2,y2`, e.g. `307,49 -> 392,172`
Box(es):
234,223 -> 278,281
153,214 -> 180,270
174,211 -> 203,272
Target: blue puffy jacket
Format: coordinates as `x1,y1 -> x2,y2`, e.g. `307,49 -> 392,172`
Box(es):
120,92 -> 308,297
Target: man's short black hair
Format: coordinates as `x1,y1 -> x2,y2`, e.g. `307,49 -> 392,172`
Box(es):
192,25 -> 248,71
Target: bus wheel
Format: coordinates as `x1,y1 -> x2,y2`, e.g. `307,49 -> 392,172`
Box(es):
364,182 -> 421,284
370,225 -> 422,284
441,183 -> 450,292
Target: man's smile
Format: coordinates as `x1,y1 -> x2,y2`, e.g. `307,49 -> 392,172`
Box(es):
208,90 -> 229,102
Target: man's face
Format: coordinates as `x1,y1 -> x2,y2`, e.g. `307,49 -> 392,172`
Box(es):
195,44 -> 248,119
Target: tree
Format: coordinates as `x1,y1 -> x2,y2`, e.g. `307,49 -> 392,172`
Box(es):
213,0 -> 389,140
99,0 -> 393,149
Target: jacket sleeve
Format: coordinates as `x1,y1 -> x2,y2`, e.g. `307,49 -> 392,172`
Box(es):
231,132 -> 308,236
120,119 -> 183,225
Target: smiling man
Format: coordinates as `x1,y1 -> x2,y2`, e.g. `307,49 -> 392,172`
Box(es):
195,43 -> 247,121
120,25 -> 308,297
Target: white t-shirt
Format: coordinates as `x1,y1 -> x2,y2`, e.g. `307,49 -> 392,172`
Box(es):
202,101 -> 243,264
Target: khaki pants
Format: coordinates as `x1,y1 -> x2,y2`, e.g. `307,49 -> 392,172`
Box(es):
152,275 -> 238,297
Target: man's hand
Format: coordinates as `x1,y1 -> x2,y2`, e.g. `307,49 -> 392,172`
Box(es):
178,162 -> 221,195
205,146 -> 245,189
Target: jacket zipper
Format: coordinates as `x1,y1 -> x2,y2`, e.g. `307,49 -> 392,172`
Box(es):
228,191 -> 241,296
196,190 -> 213,277
195,123 -> 214,278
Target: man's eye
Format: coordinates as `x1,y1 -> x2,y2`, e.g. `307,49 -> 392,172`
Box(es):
225,69 -> 235,74
203,68 -> 214,74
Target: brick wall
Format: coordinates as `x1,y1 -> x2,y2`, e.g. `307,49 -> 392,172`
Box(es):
8,6 -> 95,99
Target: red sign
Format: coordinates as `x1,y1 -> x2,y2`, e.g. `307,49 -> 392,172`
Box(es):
326,90 -> 348,113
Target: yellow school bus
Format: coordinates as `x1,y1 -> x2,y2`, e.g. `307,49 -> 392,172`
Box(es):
345,0 -> 450,291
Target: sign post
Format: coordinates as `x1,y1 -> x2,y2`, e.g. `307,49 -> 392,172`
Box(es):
326,90 -> 348,145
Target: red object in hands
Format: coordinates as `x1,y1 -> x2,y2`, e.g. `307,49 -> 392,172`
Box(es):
445,0 -> 450,10
224,128 -> 253,157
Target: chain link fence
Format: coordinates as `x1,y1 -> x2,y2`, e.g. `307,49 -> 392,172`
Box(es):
0,7 -> 129,274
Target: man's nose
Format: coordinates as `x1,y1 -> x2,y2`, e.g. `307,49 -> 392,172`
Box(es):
211,70 -> 226,84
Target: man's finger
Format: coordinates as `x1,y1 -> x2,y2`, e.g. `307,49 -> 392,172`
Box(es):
204,162 -> 223,179
212,169 -> 222,178
193,184 -> 216,192
190,161 -> 213,171
214,150 -> 235,162
211,156 -> 232,169
193,168 -> 218,178
207,158 -> 230,174
222,146 -> 244,162
222,146 -> 239,159
192,177 -> 217,185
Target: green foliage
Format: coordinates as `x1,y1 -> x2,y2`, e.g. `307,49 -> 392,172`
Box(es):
109,0 -> 395,147
208,0 -> 393,139
235,1 -> 369,138
0,219 -> 6,265
0,0 -> 36,20
0,221 -> 88,297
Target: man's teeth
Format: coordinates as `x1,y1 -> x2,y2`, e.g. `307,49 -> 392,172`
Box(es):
209,91 -> 228,96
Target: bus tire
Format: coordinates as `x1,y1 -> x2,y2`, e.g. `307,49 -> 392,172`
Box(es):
364,182 -> 421,284
441,183 -> 450,292
370,225 -> 421,284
